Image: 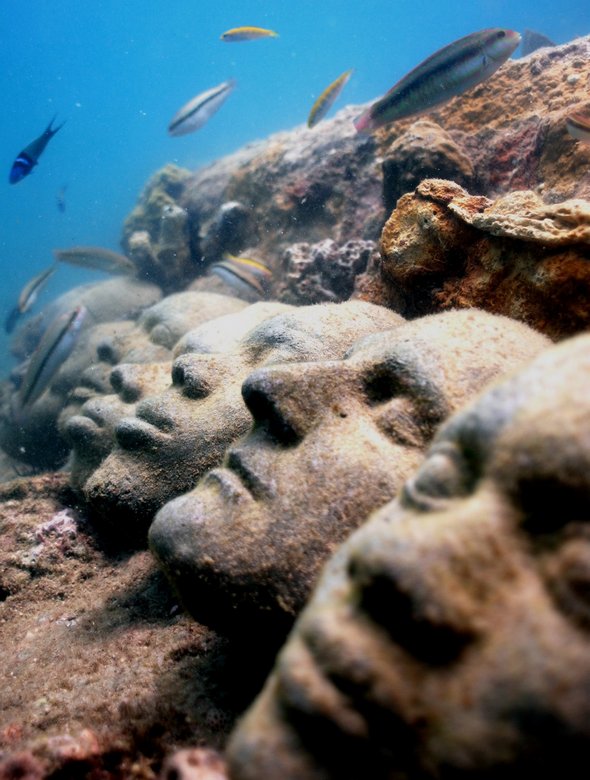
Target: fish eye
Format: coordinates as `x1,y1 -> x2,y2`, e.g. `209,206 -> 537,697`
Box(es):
497,30 -> 506,38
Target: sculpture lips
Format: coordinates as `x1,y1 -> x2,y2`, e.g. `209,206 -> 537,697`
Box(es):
204,468 -> 253,504
116,417 -> 171,451
65,414 -> 106,447
226,448 -> 274,500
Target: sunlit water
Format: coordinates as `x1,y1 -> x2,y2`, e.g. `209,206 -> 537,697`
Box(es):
0,0 -> 586,373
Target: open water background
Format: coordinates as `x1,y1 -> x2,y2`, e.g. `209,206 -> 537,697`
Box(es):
0,0 -> 587,371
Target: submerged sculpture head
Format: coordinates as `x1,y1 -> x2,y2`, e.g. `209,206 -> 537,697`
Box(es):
227,333 -> 590,780
64,292 -> 249,489
84,301 -> 404,538
150,309 -> 549,638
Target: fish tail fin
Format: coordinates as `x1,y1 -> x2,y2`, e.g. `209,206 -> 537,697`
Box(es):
353,110 -> 374,134
47,115 -> 66,137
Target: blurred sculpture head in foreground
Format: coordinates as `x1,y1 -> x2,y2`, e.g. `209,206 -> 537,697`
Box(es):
227,333 -> 590,780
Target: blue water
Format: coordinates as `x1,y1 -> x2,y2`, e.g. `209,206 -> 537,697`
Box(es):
0,0 -> 587,371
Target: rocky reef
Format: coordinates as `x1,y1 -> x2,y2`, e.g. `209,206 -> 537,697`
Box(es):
1,34 -> 590,780
358,178 -> 590,338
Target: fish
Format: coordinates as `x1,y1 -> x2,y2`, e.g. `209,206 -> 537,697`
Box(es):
519,29 -> 555,57
9,115 -> 65,184
18,265 -> 57,315
211,254 -> 272,298
56,184 -> 67,213
18,305 -> 87,408
566,112 -> 590,145
4,265 -> 57,334
354,28 -> 521,133
53,246 -> 136,275
168,80 -> 236,137
220,26 -> 279,42
308,69 -> 353,128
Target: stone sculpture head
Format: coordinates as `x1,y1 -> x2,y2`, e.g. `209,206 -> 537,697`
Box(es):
84,301 -> 403,540
226,333 -> 590,780
150,310 -> 549,640
62,292 -> 247,478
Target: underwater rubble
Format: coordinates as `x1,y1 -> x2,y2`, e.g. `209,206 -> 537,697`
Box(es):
1,35 -> 590,780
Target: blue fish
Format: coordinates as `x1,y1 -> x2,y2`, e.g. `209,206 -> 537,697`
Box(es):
9,115 -> 65,184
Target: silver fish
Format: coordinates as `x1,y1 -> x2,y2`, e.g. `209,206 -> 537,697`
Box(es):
18,305 -> 87,408
354,28 -> 521,133
168,80 -> 236,137
18,265 -> 56,314
4,265 -> 57,334
54,246 -> 135,275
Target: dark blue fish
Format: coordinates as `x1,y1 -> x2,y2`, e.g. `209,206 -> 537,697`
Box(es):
9,116 -> 65,184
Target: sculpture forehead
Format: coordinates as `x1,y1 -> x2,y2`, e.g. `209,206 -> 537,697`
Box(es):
240,301 -> 404,363
174,301 -> 293,357
138,291 -> 247,349
434,332 -> 590,475
343,309 -> 550,401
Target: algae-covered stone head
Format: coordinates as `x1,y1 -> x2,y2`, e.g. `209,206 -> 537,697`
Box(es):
85,301 -> 402,539
63,292 -> 248,490
227,333 -> 590,780
150,309 -> 549,640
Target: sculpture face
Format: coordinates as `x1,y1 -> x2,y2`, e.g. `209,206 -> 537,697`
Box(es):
226,334 -> 590,780
66,362 -> 173,491
84,301 -> 404,537
150,309 -> 549,637
64,293 -> 250,490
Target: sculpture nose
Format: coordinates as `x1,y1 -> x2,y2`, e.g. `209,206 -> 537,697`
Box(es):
171,354 -> 227,399
110,362 -> 171,403
241,361 -> 360,443
96,338 -> 120,365
110,363 -> 146,402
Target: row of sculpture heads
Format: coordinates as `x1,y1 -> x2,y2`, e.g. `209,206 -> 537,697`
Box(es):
8,283 -> 590,777
56,294 -> 549,636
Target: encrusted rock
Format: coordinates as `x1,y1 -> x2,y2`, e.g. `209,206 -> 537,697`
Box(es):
277,239 -> 377,304
200,201 -> 252,264
132,36 -> 590,287
371,178 -> 590,337
382,119 -> 474,212
227,333 -> 590,780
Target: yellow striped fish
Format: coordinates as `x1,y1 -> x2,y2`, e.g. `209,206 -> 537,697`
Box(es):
308,70 -> 353,128
220,26 -> 279,42
211,254 -> 272,298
